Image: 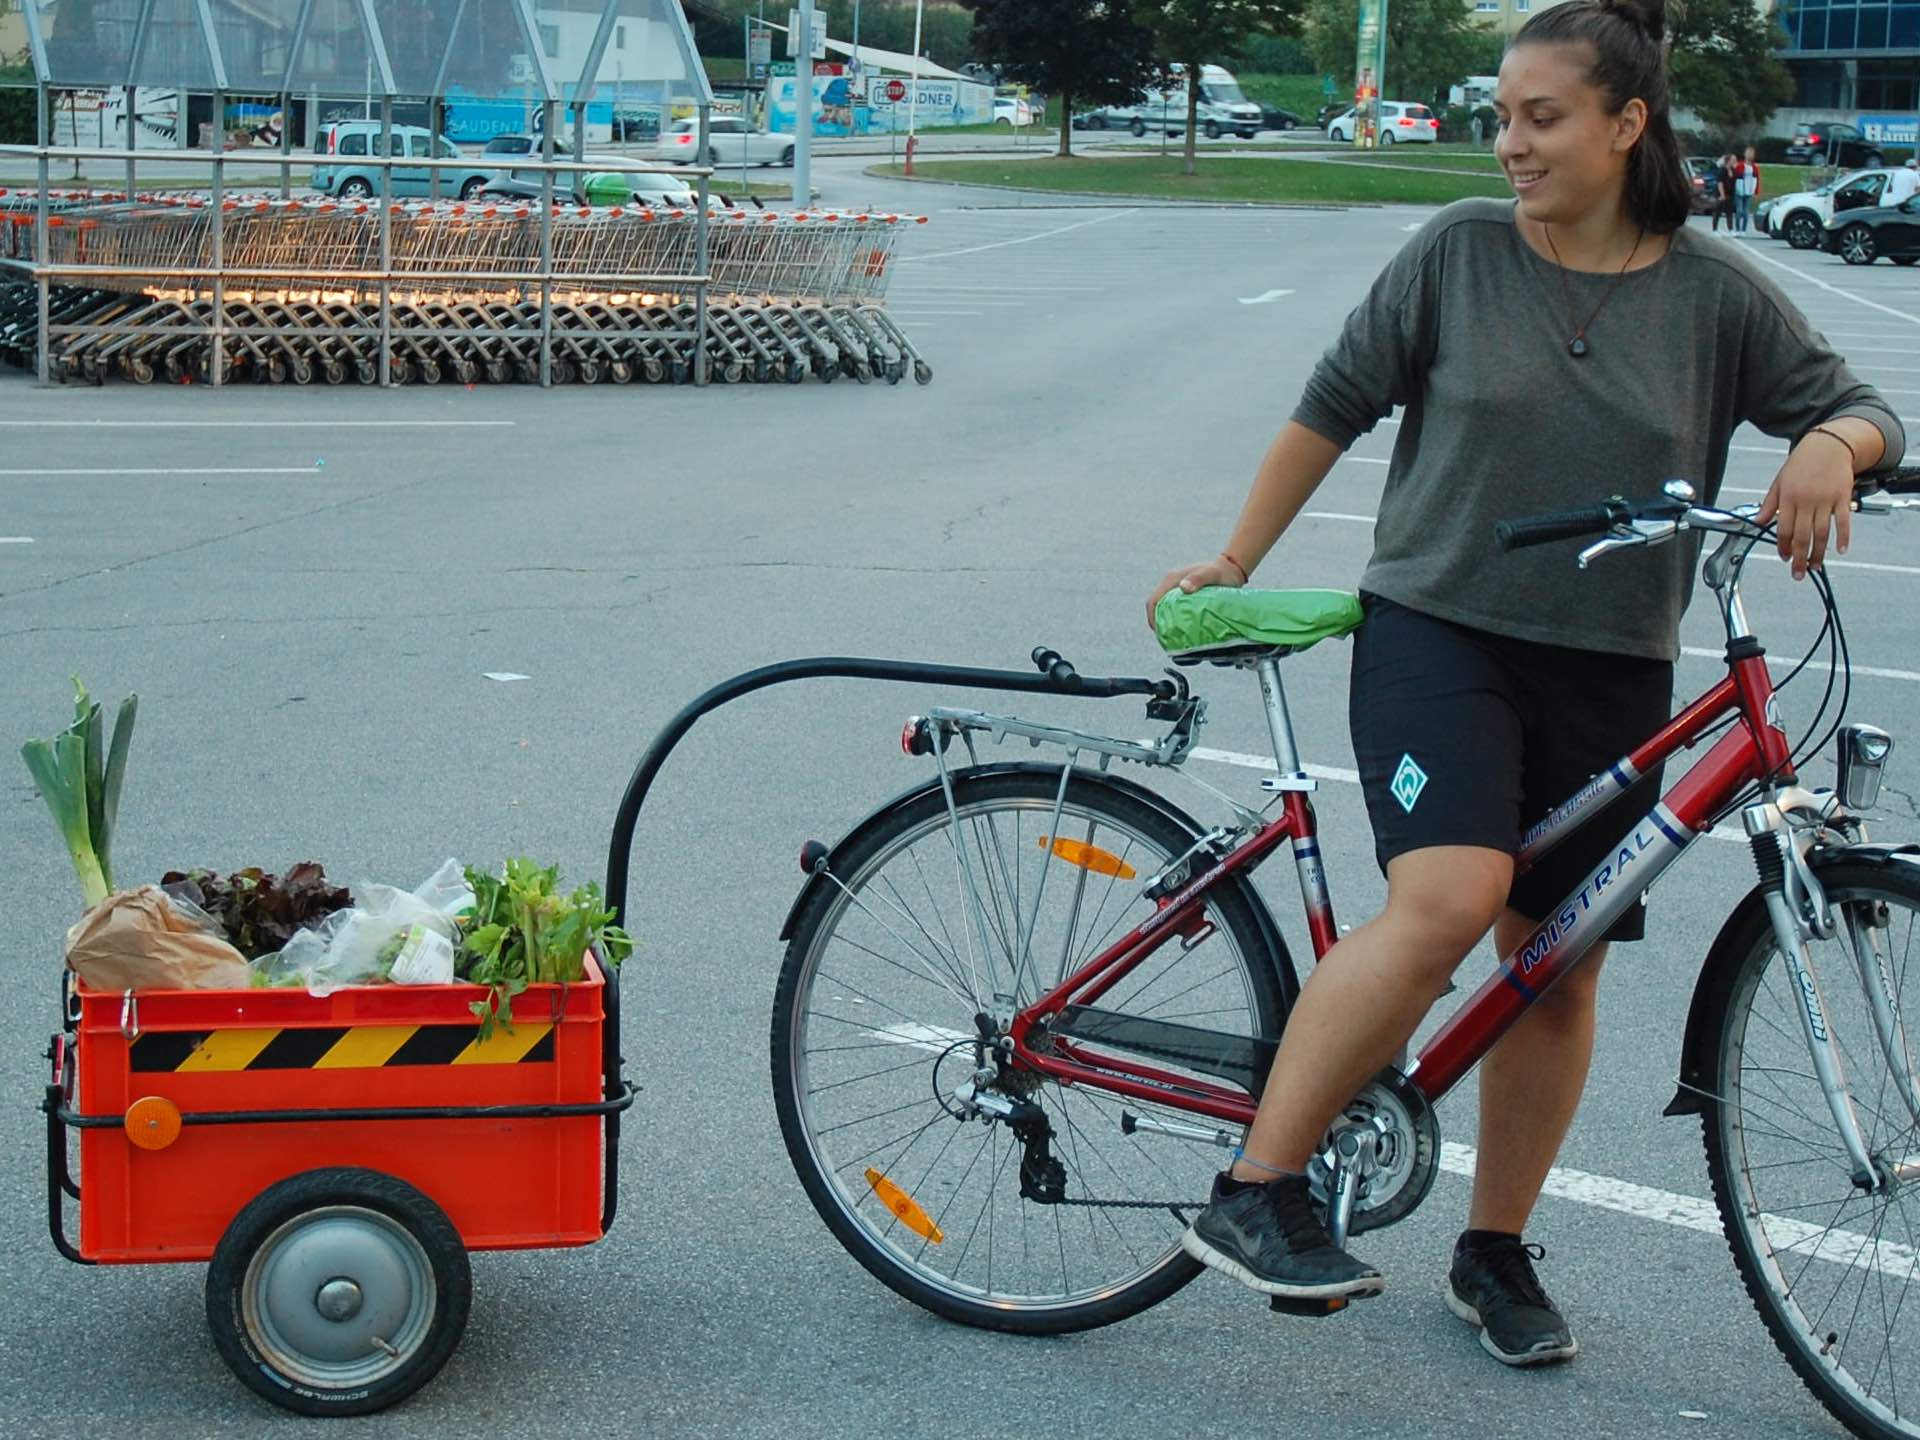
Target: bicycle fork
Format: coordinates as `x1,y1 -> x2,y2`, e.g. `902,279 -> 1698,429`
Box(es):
1745,799 -> 1920,1191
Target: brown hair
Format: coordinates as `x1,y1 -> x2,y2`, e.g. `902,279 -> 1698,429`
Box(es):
1513,0 -> 1693,234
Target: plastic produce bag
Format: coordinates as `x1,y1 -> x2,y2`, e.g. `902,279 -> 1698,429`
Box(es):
252,861 -> 468,995
65,886 -> 252,991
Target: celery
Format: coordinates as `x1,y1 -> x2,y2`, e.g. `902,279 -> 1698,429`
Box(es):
20,679 -> 137,910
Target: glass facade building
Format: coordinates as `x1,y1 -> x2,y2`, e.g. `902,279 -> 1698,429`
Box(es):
1777,1 -> 1920,111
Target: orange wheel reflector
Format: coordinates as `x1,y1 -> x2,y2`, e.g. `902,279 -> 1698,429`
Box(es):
865,1169 -> 944,1243
123,1095 -> 182,1151
1040,836 -> 1136,879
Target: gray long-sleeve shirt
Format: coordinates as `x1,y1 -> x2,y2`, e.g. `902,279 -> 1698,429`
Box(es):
1291,197 -> 1904,660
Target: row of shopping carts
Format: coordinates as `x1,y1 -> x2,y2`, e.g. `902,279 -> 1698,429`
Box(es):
0,190 -> 931,386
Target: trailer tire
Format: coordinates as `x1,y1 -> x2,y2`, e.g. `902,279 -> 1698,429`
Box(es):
206,1168 -> 470,1418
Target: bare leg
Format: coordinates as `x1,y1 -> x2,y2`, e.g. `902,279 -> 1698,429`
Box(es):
1233,847 -> 1513,1179
1467,907 -> 1610,1233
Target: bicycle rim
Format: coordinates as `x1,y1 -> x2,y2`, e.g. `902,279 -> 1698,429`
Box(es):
1709,863 -> 1920,1440
773,768 -> 1283,1331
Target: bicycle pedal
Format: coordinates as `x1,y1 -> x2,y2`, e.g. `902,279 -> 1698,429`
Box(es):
1268,1295 -> 1352,1318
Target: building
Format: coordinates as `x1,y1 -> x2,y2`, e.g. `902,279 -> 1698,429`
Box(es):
1775,1 -> 1920,116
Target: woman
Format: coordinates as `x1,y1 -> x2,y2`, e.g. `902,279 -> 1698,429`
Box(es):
1711,151 -> 1735,231
1735,144 -> 1762,230
1145,0 -> 1900,1369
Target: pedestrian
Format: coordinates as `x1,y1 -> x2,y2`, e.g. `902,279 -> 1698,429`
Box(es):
1711,151 -> 1735,231
1147,0 -> 1899,1369
1735,143 -> 1762,230
1887,156 -> 1920,207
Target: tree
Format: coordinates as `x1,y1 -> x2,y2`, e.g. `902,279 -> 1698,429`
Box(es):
1305,0 -> 1491,113
961,0 -> 1159,157
1133,0 -> 1302,174
1670,0 -> 1793,134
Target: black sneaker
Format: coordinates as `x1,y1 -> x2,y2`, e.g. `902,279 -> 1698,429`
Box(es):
1445,1233 -> 1579,1366
1181,1172 -> 1385,1300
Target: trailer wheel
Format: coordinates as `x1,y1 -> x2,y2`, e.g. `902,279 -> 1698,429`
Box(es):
205,1168 -> 470,1418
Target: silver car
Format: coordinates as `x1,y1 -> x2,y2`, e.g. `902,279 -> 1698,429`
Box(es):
656,117 -> 794,167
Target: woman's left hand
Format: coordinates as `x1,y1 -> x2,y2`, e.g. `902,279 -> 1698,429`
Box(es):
1758,436 -> 1855,580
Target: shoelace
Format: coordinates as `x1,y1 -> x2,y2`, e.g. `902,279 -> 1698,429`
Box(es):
1264,1179 -> 1336,1248
1472,1239 -> 1553,1310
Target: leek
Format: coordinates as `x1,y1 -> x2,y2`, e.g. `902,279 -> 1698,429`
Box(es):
20,679 -> 137,909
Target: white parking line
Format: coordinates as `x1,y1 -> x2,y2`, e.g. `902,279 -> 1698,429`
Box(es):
1737,243 -> 1920,326
0,536 -> 33,544
900,208 -> 1136,262
0,467 -> 323,476
0,420 -> 515,428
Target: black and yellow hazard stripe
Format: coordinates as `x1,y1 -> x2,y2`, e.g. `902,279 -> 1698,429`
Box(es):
129,1022 -> 556,1073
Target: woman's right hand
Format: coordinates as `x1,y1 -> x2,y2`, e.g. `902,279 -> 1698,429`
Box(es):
1145,556 -> 1246,631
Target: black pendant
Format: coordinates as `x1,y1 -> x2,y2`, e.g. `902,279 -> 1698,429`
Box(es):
1568,336 -> 1590,358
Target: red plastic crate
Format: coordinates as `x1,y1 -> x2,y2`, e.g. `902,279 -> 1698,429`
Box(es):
66,959 -> 609,1263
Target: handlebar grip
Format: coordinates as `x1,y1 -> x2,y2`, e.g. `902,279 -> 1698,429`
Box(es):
1493,500 -> 1629,553
1865,466 -> 1920,496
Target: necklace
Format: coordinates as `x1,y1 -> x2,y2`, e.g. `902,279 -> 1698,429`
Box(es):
1542,223 -> 1645,358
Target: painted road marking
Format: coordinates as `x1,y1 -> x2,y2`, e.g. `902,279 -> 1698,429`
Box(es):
1238,289 -> 1296,305
0,420 -> 515,428
1740,242 -> 1920,326
0,537 -> 33,544
901,208 -> 1135,262
0,467 -> 323,476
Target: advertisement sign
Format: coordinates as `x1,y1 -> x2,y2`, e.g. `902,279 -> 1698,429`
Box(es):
1353,0 -> 1388,146
1861,113 -> 1919,146
748,30 -> 773,81
766,67 -> 990,134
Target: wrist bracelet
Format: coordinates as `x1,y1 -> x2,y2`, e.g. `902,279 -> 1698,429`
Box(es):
1219,551 -> 1249,584
1807,425 -> 1860,469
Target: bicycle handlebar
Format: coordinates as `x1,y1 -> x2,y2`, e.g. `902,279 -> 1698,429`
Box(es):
1496,468 -> 1920,554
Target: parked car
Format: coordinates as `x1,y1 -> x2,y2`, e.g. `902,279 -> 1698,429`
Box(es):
1769,168 -> 1896,248
1095,65 -> 1263,139
480,155 -> 698,208
1823,195 -> 1920,265
1325,102 -> 1440,145
1259,104 -> 1302,132
994,95 -> 1035,128
311,123 -> 496,201
655,116 -> 793,167
1786,120 -> 1885,169
1684,155 -> 1720,214
481,134 -> 537,159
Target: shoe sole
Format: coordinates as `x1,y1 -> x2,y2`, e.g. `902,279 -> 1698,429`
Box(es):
1444,1283 -> 1580,1367
1180,1228 -> 1385,1300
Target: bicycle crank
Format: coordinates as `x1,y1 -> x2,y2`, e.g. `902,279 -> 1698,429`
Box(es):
1306,1067 -> 1440,1242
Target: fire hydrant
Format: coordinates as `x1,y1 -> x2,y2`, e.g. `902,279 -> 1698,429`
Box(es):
905,134 -> 919,177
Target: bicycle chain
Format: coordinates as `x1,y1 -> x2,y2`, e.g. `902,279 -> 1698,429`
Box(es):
1051,1195 -> 1199,1211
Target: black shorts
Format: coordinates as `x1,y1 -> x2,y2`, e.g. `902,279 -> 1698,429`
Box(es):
1347,594 -> 1675,943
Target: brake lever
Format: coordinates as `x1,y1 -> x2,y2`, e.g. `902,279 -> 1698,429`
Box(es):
1857,492 -> 1920,514
1577,518 -> 1680,570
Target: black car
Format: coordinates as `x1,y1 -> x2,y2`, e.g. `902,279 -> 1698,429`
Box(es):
1684,155 -> 1721,214
1822,195 -> 1920,265
1786,120 -> 1886,168
1259,104 -> 1301,131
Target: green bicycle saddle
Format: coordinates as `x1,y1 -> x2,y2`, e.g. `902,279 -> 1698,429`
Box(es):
1154,586 -> 1365,660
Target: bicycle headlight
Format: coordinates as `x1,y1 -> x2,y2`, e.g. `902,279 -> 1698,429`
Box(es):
1836,723 -> 1894,810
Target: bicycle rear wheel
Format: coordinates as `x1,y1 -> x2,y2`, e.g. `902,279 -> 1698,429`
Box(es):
772,765 -> 1290,1333
1702,860 -> 1920,1440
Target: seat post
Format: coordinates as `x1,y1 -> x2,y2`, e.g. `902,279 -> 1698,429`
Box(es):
1254,655 -> 1307,779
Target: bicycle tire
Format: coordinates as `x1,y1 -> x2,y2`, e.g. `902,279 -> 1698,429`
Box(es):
1700,860 -> 1920,1440
772,766 -> 1290,1334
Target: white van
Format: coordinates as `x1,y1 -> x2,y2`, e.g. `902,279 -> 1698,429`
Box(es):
1094,64 -> 1264,139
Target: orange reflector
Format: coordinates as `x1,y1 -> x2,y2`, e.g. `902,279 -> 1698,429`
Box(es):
124,1095 -> 182,1151
865,1168 -> 944,1243
1039,836 -> 1136,879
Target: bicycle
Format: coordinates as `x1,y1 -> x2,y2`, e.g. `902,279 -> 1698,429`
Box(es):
770,471 -> 1920,1440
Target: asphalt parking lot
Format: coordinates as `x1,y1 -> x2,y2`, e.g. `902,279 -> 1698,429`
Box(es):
3,166 -> 1919,1438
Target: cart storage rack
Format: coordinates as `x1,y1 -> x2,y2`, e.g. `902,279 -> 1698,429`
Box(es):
1,192 -> 932,387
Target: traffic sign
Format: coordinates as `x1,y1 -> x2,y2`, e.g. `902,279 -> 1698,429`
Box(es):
885,77 -> 907,103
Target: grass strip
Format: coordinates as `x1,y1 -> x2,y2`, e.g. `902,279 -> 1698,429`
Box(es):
886,155 -> 1513,205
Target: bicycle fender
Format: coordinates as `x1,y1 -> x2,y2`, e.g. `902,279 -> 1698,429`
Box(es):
775,762 -> 1300,1009
1663,841 -> 1920,1118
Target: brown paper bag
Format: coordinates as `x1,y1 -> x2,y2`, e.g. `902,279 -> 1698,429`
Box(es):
65,886 -> 252,991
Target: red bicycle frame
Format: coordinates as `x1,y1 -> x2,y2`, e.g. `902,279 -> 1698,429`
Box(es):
1005,643 -> 1793,1123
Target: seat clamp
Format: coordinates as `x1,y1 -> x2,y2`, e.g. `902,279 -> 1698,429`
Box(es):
1260,774 -> 1318,793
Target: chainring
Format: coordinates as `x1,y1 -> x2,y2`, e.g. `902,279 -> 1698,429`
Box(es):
1306,1067 -> 1441,1236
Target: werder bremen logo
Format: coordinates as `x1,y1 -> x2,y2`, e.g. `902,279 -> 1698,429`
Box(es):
1391,754 -> 1428,813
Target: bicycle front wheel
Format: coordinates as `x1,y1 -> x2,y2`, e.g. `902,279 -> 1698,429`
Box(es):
772,765 -> 1289,1333
1703,860 -> 1920,1440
